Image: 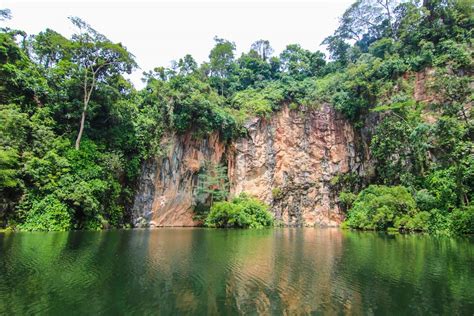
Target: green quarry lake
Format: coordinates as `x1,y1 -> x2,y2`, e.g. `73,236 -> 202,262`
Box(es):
0,228 -> 473,314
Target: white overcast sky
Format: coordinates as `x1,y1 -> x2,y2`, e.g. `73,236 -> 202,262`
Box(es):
2,0 -> 353,88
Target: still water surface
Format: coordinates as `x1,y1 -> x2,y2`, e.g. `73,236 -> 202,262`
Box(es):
0,228 -> 473,314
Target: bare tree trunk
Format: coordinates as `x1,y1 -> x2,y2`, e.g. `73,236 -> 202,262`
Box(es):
75,105 -> 87,150
384,0 -> 394,37
75,69 -> 96,150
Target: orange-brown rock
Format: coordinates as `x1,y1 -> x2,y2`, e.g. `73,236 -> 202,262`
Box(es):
132,105 -> 358,227
132,133 -> 226,227
229,104 -> 356,226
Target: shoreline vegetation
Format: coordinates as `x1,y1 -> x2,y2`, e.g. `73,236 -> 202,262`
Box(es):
1,1 -> 473,234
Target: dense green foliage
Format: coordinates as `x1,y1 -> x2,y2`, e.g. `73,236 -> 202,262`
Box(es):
329,0 -> 474,235
343,185 -> 474,234
344,185 -> 427,231
0,17 -> 139,230
204,194 -> 274,228
0,0 -> 472,233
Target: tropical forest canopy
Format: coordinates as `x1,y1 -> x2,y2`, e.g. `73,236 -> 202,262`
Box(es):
0,0 -> 472,233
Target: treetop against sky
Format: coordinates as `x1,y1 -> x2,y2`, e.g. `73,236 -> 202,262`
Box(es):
2,0 -> 354,87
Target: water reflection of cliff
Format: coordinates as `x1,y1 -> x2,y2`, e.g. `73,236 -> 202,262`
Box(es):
225,229 -> 345,314
144,228 -> 348,314
1,229 -> 473,314
143,228 -> 474,314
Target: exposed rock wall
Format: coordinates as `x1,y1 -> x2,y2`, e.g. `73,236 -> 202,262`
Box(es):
132,104 -> 361,227
229,105 -> 357,226
132,133 -> 226,227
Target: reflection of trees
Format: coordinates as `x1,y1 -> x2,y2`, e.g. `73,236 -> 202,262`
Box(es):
0,231 -> 109,313
0,229 -> 473,314
0,232 -> 67,313
333,231 -> 474,315
0,230 -> 155,314
140,229 -> 473,314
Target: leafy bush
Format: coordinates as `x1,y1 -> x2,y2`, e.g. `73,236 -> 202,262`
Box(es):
434,40 -> 472,70
415,189 -> 438,213
370,116 -> 411,184
204,193 -> 273,228
18,139 -> 124,230
0,148 -> 20,188
450,204 -> 474,235
231,82 -> 284,117
427,169 -> 459,211
395,211 -> 431,232
345,185 -> 474,234
344,185 -> 418,231
427,210 -> 452,235
338,191 -> 357,209
19,195 -> 72,231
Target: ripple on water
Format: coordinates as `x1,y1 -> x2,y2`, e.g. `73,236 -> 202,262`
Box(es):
0,229 -> 473,315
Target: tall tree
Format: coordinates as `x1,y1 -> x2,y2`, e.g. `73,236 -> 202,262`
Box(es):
177,54 -> 198,75
233,50 -> 272,90
251,39 -> 274,61
209,36 -> 236,95
321,35 -> 351,63
323,0 -> 401,59
68,17 -> 136,150
279,44 -> 326,79
31,29 -> 71,68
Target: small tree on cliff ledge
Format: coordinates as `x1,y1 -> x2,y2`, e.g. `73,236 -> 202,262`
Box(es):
197,161 -> 229,207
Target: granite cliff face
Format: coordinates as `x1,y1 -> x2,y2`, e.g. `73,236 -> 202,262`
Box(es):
132,104 -> 364,227
132,133 -> 226,227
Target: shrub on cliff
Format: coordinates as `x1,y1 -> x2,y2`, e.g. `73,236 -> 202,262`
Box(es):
204,193 -> 273,228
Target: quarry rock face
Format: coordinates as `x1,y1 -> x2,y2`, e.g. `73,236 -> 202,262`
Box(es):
132,133 -> 226,227
132,105 -> 360,227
